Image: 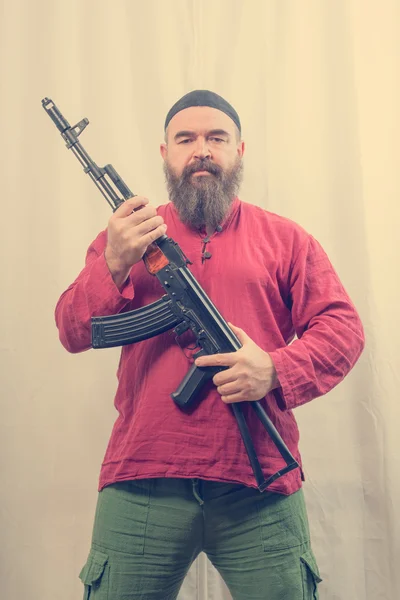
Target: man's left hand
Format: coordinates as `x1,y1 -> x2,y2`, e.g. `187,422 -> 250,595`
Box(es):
194,323 -> 280,403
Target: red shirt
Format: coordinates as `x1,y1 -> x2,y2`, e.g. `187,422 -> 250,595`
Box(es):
55,199 -> 365,495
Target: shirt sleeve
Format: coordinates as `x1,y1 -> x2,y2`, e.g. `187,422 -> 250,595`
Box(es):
54,231 -> 134,353
269,234 -> 365,410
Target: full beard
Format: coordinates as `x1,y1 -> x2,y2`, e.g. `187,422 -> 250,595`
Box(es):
163,156 -> 243,231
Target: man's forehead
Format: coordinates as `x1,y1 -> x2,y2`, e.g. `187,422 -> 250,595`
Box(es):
167,106 -> 236,134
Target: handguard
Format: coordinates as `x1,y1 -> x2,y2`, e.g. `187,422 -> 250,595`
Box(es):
43,97 -> 300,492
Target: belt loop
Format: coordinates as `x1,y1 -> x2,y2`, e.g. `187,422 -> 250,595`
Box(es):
191,478 -> 204,506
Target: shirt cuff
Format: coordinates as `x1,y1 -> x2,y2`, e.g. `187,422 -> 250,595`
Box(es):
268,348 -> 296,411
85,252 -> 135,314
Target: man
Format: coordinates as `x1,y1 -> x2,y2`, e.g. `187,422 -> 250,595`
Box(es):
55,90 -> 365,599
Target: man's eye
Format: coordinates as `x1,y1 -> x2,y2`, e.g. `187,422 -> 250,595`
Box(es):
179,139 -> 192,144
210,137 -> 224,143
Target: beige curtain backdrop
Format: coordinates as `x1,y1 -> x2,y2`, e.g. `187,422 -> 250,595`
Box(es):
0,1 -> 399,598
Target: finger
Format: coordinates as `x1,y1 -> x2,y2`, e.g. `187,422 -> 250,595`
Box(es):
126,205 -> 159,226
135,215 -> 165,237
195,352 -> 237,368
221,392 -> 248,404
140,223 -> 168,247
113,196 -> 149,217
212,366 -> 238,386
216,381 -> 242,396
227,322 -> 250,345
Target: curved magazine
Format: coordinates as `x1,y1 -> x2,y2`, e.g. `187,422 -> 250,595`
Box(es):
91,297 -> 182,348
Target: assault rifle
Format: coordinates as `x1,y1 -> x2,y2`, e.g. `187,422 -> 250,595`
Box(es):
42,97 -> 300,491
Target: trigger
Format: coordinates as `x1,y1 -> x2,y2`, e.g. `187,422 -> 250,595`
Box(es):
174,322 -> 200,360
174,321 -> 190,336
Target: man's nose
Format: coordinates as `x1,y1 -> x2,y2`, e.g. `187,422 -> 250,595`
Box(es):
193,137 -> 211,159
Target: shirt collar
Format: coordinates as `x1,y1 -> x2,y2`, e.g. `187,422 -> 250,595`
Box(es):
168,196 -> 241,236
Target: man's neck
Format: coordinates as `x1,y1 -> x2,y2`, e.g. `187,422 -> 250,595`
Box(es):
205,225 -> 215,236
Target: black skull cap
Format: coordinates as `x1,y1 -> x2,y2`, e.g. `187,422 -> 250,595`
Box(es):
164,90 -> 241,133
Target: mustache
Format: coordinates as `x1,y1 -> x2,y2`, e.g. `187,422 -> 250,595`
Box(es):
184,160 -> 222,178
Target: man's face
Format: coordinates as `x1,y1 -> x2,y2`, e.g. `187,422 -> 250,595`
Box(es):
160,106 -> 245,232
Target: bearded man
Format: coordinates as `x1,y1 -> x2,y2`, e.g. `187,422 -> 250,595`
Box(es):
55,90 -> 364,599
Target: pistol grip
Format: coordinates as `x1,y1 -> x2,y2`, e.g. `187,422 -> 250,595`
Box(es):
171,363 -> 218,407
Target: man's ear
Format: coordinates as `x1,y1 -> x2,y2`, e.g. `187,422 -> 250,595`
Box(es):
160,143 -> 167,160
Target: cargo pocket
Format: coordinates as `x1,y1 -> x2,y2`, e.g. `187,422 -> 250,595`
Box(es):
300,550 -> 322,599
79,548 -> 109,599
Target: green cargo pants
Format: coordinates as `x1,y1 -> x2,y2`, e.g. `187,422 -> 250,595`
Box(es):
79,478 -> 322,599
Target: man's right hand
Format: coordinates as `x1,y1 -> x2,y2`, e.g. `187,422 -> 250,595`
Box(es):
104,196 -> 167,289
